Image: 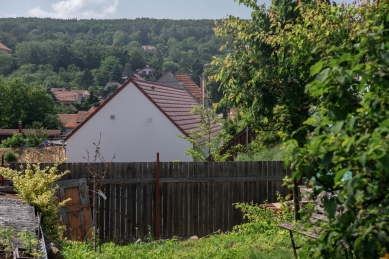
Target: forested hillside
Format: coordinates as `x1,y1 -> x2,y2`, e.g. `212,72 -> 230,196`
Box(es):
0,18 -> 228,128
0,18 -> 224,88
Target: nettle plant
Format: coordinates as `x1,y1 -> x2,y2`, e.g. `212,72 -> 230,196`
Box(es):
285,2 -> 389,258
0,157 -> 69,241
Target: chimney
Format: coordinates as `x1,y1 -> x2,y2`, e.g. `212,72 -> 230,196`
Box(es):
18,121 -> 22,133
161,68 -> 167,77
200,76 -> 205,108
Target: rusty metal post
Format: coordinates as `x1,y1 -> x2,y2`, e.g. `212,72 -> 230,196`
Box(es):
155,153 -> 160,240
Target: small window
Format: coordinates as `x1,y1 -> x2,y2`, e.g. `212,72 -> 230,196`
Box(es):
142,71 -> 146,74
148,71 -> 152,75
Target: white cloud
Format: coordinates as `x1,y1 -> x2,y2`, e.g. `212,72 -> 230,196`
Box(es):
28,0 -> 119,19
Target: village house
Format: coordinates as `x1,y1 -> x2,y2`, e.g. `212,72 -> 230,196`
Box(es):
141,45 -> 156,52
50,88 -> 90,105
64,78 -> 220,162
0,43 -> 12,54
136,65 -> 154,77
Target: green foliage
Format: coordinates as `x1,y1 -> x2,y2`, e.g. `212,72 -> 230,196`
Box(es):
17,230 -> 39,258
235,146 -> 285,162
1,133 -> 24,148
0,160 -> 69,241
179,105 -> 231,162
0,78 -> 57,129
4,151 -> 17,163
0,226 -> 15,256
25,122 -> 49,147
281,1 -> 389,258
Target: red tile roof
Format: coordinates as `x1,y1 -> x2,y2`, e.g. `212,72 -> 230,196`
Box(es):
58,114 -> 77,128
76,111 -> 91,124
50,88 -> 89,102
174,74 -> 209,100
64,78 -> 221,142
0,43 -> 11,51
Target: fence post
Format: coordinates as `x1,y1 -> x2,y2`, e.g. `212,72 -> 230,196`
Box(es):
155,153 -> 160,240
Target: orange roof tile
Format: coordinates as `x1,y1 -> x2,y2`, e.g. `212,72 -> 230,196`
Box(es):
174,74 -> 209,100
58,114 -> 77,128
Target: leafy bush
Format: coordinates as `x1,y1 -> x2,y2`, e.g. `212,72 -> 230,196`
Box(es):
1,133 -> 24,148
0,158 -> 69,241
0,226 -> 14,257
25,122 -> 49,147
4,151 -> 17,163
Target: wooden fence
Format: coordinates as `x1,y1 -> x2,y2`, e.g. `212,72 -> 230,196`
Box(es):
11,161 -> 291,241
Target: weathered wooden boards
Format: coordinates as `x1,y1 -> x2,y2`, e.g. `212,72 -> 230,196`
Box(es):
0,198 -> 39,247
56,178 -> 93,241
12,161 -> 291,241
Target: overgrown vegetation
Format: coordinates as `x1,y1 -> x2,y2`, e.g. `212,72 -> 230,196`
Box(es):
180,105 -> 232,162
0,159 -> 69,241
62,200 -> 300,259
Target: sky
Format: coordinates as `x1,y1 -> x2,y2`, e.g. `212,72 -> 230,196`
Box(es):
0,0 -> 262,20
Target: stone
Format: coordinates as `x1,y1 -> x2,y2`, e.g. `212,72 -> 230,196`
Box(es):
135,238 -> 142,244
189,235 -> 198,240
48,246 -> 64,259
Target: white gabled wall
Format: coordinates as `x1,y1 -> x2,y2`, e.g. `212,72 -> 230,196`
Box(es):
66,82 -> 193,162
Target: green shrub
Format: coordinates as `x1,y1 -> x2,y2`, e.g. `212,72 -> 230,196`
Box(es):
1,133 -> 25,148
0,158 -> 69,241
25,122 -> 49,147
4,151 -> 17,163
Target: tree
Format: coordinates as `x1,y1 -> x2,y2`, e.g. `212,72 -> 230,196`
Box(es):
179,105 -> 231,162
213,0 -> 369,219
110,63 -> 122,83
285,2 -> 389,258
80,68 -> 94,89
25,122 -> 49,147
0,78 -> 57,129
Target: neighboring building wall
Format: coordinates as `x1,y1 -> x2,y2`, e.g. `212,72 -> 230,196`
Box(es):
66,82 -> 193,162
157,73 -> 182,88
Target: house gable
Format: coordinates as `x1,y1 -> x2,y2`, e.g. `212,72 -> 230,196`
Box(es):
65,80 -> 196,162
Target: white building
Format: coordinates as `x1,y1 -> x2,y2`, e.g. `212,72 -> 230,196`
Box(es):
64,79 -> 220,162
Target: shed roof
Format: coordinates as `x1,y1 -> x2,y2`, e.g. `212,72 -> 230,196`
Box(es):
0,129 -> 60,137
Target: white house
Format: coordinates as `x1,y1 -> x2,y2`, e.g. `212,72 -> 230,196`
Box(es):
136,65 -> 154,77
64,79 -> 220,162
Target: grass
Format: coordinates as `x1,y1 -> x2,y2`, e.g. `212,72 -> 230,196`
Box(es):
235,146 -> 286,161
62,202 -> 305,259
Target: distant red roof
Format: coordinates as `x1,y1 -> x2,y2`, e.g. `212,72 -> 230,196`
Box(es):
64,78 -> 221,142
58,109 -> 94,129
58,114 -> 77,128
0,43 -> 11,52
174,74 -> 209,100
